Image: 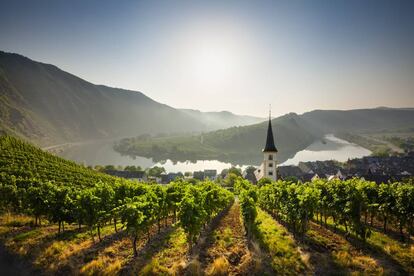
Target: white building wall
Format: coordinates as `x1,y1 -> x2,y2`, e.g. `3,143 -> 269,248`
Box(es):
255,152 -> 278,181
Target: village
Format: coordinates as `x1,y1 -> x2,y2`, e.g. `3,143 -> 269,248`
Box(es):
102,151 -> 414,185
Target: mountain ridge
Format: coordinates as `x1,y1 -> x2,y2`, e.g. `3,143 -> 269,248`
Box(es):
0,50 -> 264,146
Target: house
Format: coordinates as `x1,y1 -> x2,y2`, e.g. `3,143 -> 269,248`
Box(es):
243,168 -> 258,184
105,170 -> 146,181
193,171 -> 205,180
204,169 -> 217,180
160,172 -> 184,184
279,165 -> 304,180
311,174 -> 320,181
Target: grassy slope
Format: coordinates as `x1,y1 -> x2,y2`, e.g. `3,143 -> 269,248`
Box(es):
320,217 -> 414,275
253,208 -> 414,275
0,214 -> 184,275
254,208 -> 307,275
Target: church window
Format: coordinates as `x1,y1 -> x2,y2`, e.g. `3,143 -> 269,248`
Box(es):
269,163 -> 273,167
269,155 -> 273,160
269,171 -> 273,176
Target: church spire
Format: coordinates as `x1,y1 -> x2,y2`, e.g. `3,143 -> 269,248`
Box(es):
263,107 -> 277,152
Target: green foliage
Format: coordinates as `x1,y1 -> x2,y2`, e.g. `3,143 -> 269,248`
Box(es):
118,198 -> 145,256
146,166 -> 166,177
113,113 -> 319,164
257,177 -> 272,187
258,177 -> 414,240
178,182 -> 233,250
124,165 -> 143,172
236,178 -> 258,239
0,135 -> 235,256
258,180 -> 319,236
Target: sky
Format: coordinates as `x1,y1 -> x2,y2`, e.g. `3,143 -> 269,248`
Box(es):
0,0 -> 413,117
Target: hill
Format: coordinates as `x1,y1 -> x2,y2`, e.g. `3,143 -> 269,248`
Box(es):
0,51 -> 263,146
114,113 -> 319,165
302,108 -> 414,133
0,135 -> 116,187
114,108 -> 414,165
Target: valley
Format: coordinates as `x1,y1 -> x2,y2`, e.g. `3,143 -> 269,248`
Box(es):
1,1 -> 414,275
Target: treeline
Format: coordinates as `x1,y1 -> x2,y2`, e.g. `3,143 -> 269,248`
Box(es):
235,178 -> 414,241
0,135 -> 233,255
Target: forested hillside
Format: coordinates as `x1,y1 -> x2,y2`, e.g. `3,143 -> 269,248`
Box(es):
302,108 -> 414,133
0,51 -> 263,146
114,113 -> 318,164
115,108 -> 414,165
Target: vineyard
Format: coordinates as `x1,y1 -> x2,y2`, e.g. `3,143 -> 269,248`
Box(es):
0,135 -> 413,275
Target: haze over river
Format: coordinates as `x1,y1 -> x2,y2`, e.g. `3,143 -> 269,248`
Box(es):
57,135 -> 371,173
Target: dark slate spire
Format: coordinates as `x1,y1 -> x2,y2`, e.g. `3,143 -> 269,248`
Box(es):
263,109 -> 278,152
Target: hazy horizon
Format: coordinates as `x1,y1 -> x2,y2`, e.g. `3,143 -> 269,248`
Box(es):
1,0 -> 413,117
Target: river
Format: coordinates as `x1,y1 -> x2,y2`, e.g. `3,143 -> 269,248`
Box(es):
281,134 -> 371,165
56,134 -> 371,172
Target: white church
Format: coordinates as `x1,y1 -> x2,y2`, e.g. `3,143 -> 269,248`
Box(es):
254,114 -> 278,181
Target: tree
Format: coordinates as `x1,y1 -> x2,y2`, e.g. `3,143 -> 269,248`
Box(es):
228,167 -> 242,177
257,177 -> 272,187
93,182 -> 115,241
48,185 -> 74,233
150,185 -> 167,233
223,173 -> 241,189
378,183 -> 395,232
125,165 -> 142,172
77,189 -> 101,242
104,165 -> 116,171
147,166 -> 166,177
26,180 -> 52,226
239,187 -> 257,239
394,183 -> 414,239
119,199 -> 146,256
179,186 -> 207,251
0,176 -> 19,212
166,181 -> 187,223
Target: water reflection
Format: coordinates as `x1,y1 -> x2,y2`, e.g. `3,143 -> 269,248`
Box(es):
57,134 -> 371,172
281,134 -> 371,165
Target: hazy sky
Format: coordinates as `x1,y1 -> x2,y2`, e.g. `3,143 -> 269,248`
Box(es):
1,0 -> 413,117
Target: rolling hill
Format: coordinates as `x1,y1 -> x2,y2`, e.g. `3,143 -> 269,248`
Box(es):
114,108 -> 414,165
114,113 -> 320,165
301,108 -> 414,133
0,51 -> 263,146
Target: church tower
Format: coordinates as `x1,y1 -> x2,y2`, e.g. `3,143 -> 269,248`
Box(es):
255,110 -> 278,181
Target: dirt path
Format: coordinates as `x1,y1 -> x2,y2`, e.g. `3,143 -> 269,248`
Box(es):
0,244 -> 39,276
301,222 -> 405,275
189,202 -> 254,275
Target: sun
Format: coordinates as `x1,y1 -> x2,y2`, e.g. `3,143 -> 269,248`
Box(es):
187,37 -> 241,85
